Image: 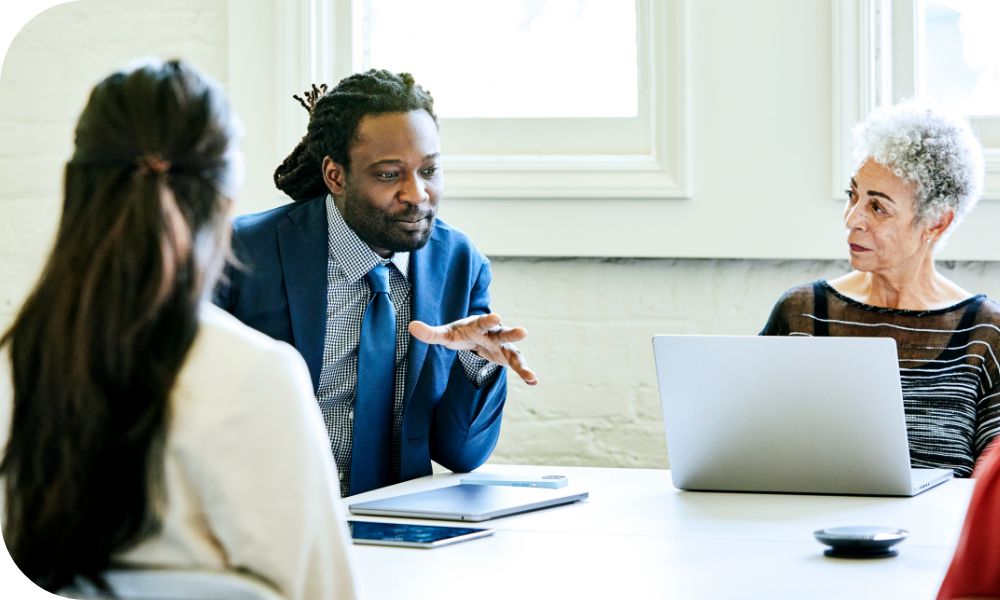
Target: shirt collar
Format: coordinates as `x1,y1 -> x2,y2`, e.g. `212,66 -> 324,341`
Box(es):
326,195 -> 409,282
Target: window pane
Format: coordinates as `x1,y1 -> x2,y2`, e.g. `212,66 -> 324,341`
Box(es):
358,0 -> 638,119
919,0 -> 1000,117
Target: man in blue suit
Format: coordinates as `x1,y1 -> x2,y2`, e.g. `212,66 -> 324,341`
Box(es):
214,70 -> 537,496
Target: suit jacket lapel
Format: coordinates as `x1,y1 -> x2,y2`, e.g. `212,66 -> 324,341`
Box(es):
277,198 -> 328,391
406,234 -> 443,403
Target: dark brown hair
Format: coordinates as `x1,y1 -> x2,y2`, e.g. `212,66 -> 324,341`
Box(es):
0,58 -> 241,592
273,69 -> 436,201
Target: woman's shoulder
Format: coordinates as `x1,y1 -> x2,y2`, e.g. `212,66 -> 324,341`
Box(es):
197,304 -> 304,364
969,295 -> 1000,325
175,305 -> 313,413
770,280 -> 823,310
760,280 -> 824,335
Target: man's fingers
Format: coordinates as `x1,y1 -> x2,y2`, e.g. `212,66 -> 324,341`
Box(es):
415,318 -> 538,384
408,320 -> 449,344
488,326 -> 527,344
410,316 -> 532,372
502,343 -> 538,386
410,320 -> 480,350
474,313 -> 502,334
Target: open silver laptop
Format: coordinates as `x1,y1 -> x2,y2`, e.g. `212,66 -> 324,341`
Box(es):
652,335 -> 952,496
348,484 -> 589,522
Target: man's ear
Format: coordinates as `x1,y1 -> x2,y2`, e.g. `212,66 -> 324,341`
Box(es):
322,156 -> 347,196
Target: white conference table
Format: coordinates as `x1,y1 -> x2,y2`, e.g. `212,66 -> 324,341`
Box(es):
343,465 -> 974,599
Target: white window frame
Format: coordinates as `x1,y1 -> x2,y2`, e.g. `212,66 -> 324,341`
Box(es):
273,0 -> 691,201
832,0 -> 1000,202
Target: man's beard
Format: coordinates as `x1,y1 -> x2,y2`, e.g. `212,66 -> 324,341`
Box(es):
340,185 -> 437,253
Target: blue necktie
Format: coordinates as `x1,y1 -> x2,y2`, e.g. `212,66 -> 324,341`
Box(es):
350,263 -> 397,495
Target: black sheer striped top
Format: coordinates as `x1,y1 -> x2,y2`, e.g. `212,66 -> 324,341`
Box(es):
761,280 -> 1000,477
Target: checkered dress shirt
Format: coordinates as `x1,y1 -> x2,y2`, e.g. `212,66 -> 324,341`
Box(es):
317,196 -> 500,496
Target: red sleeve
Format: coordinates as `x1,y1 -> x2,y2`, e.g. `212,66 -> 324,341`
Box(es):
939,441 -> 1000,599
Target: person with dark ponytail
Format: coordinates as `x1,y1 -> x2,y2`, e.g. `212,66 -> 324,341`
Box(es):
0,59 -> 357,598
214,70 -> 537,497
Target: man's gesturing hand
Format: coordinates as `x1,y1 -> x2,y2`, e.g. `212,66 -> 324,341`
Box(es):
408,313 -> 538,386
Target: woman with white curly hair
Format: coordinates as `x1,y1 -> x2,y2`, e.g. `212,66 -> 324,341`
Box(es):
760,101 -> 997,477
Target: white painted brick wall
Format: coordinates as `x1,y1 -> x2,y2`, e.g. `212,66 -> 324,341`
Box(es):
6,1 -> 1000,472
486,258 -> 1000,468
0,0 -> 227,324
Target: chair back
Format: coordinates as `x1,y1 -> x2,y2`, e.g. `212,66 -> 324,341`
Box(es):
59,569 -> 284,600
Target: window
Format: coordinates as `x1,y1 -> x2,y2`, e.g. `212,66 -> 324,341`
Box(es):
277,0 -> 690,201
832,0 -> 1000,204
920,0 -> 1000,118
359,0 -> 638,119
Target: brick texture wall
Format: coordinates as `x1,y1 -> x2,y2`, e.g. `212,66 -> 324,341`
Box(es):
487,258 -> 1000,468
0,0 -> 227,326
5,1 -> 1000,470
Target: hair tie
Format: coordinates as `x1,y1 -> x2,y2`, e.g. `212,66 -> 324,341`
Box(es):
137,154 -> 171,175
292,83 -> 328,115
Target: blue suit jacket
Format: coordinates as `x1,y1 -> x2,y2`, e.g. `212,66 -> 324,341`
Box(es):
213,195 -> 507,484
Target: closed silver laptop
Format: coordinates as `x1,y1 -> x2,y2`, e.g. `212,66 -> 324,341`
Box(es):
652,335 -> 952,496
349,484 -> 589,522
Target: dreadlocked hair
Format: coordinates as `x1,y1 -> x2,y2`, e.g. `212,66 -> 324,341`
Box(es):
273,69 -> 437,201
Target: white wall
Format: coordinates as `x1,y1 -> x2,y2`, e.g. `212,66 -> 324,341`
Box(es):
0,0 -> 228,324
3,0 -> 1000,469
487,257 -> 1000,467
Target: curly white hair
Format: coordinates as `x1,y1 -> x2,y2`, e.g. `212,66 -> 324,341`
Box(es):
852,101 -> 984,232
